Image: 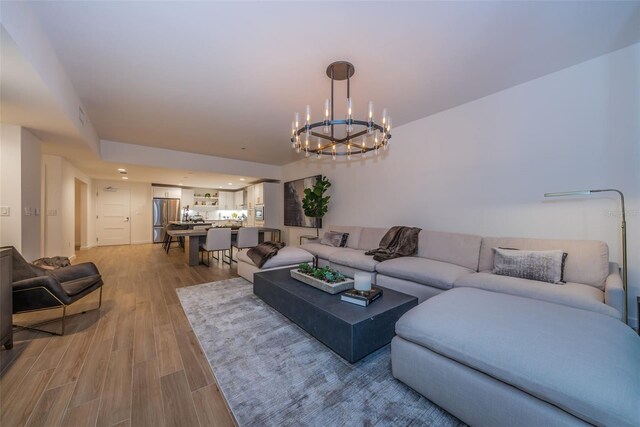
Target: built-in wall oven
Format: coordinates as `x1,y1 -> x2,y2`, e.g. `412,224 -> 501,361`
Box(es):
254,205 -> 264,222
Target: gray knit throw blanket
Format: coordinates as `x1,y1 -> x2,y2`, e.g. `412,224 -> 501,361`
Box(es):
247,241 -> 286,268
365,226 -> 422,262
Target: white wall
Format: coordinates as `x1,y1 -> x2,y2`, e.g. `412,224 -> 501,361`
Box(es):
94,180 -> 153,245
0,124 -> 23,252
20,128 -> 42,259
0,125 -> 42,260
282,43 -> 640,327
43,154 -> 93,258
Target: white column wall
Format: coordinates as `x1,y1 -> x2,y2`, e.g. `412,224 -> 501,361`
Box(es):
0,124 -> 23,252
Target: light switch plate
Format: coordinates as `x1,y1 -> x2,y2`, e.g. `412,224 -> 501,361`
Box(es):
34,208 -> 40,216
0,206 -> 9,216
24,207 -> 32,216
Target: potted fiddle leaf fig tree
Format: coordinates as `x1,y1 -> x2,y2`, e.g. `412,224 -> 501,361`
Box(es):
302,176 -> 331,237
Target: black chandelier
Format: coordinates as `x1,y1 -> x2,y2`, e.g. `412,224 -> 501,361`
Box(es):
290,61 -> 392,159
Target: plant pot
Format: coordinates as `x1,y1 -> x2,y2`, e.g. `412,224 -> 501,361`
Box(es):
290,269 -> 354,294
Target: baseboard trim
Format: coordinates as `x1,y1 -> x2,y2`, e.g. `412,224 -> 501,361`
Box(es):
69,254 -> 77,262
131,240 -> 152,245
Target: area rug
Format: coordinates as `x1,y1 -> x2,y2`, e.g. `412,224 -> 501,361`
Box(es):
177,278 -> 463,426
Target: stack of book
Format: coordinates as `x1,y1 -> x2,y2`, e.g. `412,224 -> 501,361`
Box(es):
340,287 -> 382,306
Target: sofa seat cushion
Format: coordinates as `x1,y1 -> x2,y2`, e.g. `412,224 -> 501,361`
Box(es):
299,242 -> 342,260
328,249 -> 378,272
454,272 -> 620,319
396,288 -> 640,427
237,246 -> 313,269
376,257 -> 474,290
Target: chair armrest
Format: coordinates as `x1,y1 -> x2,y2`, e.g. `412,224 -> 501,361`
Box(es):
605,262 -> 624,319
13,275 -> 60,293
48,262 -> 100,283
12,275 -> 71,310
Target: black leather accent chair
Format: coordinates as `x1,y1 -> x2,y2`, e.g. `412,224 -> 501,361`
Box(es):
9,247 -> 103,335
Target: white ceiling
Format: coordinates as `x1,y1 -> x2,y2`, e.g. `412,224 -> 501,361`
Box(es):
1,26 -> 260,188
18,1 -> 640,166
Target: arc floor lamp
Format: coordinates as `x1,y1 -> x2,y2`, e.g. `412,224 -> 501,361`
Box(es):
544,189 -> 627,323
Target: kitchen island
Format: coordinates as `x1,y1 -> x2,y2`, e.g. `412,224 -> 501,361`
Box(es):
169,220 -> 243,228
166,227 -> 281,266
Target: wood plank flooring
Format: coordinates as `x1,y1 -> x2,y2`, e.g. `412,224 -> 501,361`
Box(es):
1,244 -> 237,427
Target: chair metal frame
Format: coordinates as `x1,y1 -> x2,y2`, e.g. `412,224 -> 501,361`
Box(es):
12,285 -> 103,336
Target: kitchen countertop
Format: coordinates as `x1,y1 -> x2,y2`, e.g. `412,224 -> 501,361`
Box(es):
170,221 -> 215,226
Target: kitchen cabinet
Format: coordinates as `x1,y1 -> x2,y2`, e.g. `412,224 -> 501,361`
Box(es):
181,189 -> 194,208
246,186 -> 255,226
247,186 -> 255,210
234,190 -> 245,210
153,187 -> 182,198
218,191 -> 234,210
254,183 -> 264,205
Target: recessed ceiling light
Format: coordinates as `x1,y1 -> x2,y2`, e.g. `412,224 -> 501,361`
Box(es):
122,176 -> 129,180
117,168 -> 126,172
240,178 -> 245,181
228,182 -> 233,185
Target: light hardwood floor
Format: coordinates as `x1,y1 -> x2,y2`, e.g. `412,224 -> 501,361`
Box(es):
1,244 -> 237,427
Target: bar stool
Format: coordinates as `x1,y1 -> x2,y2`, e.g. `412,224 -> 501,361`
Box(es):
200,228 -> 232,266
164,224 -> 188,253
231,227 -> 259,263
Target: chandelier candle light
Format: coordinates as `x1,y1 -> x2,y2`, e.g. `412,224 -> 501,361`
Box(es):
291,61 -> 392,159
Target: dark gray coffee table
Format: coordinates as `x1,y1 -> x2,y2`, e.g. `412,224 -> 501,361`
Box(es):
253,268 -> 418,363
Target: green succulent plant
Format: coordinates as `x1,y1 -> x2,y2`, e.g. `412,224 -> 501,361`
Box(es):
297,263 -> 346,284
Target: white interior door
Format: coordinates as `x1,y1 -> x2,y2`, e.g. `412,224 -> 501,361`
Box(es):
97,187 -> 131,246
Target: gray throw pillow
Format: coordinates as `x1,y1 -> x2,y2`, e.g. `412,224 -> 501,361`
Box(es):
321,231 -> 349,247
493,248 -> 566,284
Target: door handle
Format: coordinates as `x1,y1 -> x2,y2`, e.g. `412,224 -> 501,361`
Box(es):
124,217 -> 130,222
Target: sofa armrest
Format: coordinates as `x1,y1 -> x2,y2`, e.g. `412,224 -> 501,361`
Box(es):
604,262 -> 624,319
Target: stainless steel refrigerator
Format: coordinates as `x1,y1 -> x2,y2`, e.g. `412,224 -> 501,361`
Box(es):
153,198 -> 181,243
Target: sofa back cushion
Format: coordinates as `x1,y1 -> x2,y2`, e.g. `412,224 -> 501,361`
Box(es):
417,231 -> 482,271
479,237 -> 609,290
326,225 -> 362,249
357,227 -> 391,251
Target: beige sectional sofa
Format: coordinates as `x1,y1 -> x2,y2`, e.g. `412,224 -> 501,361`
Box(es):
301,225 -> 624,320
300,225 -> 633,426
300,226 -> 389,283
